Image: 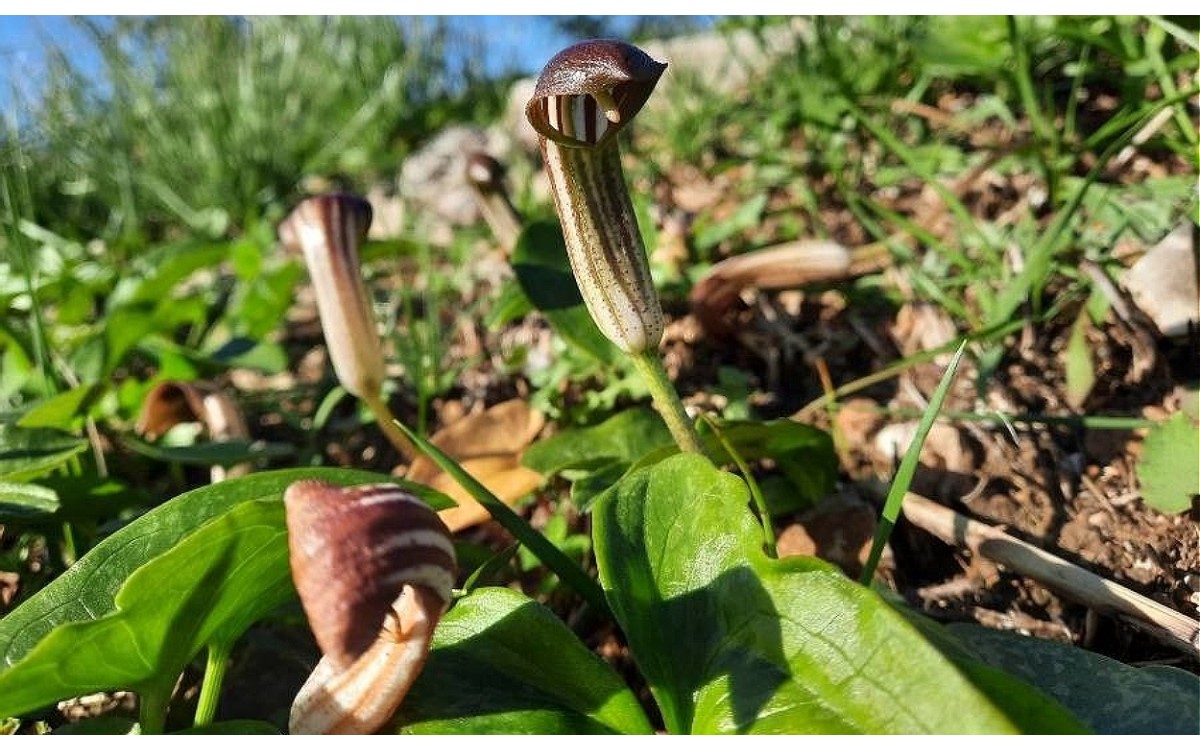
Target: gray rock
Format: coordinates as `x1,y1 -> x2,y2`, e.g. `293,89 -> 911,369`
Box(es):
397,125 -> 515,243
1123,223 -> 1198,338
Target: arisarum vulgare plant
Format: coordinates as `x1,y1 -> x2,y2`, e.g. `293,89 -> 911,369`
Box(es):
464,152 -> 522,253
284,481 -> 456,734
279,193 -> 416,461
526,40 -> 704,455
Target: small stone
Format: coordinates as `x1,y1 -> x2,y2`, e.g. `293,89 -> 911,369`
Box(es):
1123,223 -> 1198,338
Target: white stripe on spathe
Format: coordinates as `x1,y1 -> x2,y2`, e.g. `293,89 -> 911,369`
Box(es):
570,95 -> 591,142
373,528 -> 456,559
544,94 -> 612,145
378,563 -> 455,602
345,486 -> 431,511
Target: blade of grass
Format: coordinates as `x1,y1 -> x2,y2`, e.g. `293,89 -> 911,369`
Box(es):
845,99 -> 994,257
854,407 -> 1156,431
1,131 -> 55,397
794,321 -> 1014,421
1143,21 -> 1198,148
1148,15 -> 1200,52
842,194 -> 979,325
860,341 -> 966,585
989,95 -> 1193,325
1007,16 -> 1056,166
392,419 -> 609,617
460,543 -> 521,596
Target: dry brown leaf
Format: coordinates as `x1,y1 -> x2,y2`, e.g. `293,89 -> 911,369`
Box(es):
1121,223 -> 1196,341
833,398 -> 884,456
135,381 -> 251,481
405,400 -> 546,533
670,165 -> 727,213
0,571 -> 19,608
430,456 -> 547,533
408,400 -> 544,482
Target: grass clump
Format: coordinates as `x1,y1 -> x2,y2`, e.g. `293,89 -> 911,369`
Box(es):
7,17 -> 505,249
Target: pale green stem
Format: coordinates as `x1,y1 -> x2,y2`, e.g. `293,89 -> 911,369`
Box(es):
137,680 -> 172,735
703,414 -> 776,555
361,391 -> 418,463
629,351 -> 706,457
193,641 -> 231,728
60,522 -> 77,567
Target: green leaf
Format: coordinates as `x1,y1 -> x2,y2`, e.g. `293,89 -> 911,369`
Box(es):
0,324 -> 35,401
523,407 -> 673,476
0,482 -> 60,521
0,422 -> 89,482
0,469 -> 448,672
949,624 -> 1200,734
206,338 -> 289,373
225,262 -> 303,342
33,476 -> 152,523
396,588 -> 652,734
698,419 -> 837,511
914,15 -> 1010,77
511,220 -> 618,363
525,410 -> 837,515
523,408 -> 676,510
121,436 -> 295,467
16,384 -> 105,431
1138,412 -> 1200,513
1064,307 -> 1096,410
172,720 -> 281,734
483,279 -> 535,329
104,305 -> 161,373
0,499 -> 292,718
107,240 -> 229,309
593,454 -> 1085,734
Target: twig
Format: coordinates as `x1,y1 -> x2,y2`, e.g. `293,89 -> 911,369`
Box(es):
901,492 -> 1200,658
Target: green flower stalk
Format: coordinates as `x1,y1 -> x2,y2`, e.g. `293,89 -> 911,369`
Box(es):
527,40 -> 704,455
280,194 -> 416,461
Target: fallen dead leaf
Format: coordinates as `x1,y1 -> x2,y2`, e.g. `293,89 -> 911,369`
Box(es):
408,399 -> 544,481
406,399 -> 546,533
833,398 -> 884,467
135,380 -> 251,481
874,421 -> 976,476
428,455 -> 545,532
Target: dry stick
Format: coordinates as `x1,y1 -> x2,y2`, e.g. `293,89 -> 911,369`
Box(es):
901,492 -> 1200,658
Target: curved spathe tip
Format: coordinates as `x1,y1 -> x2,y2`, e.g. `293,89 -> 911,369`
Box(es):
525,39 -> 666,149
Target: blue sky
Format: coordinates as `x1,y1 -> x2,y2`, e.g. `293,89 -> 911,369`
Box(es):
0,17 -> 100,109
0,16 -> 715,113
